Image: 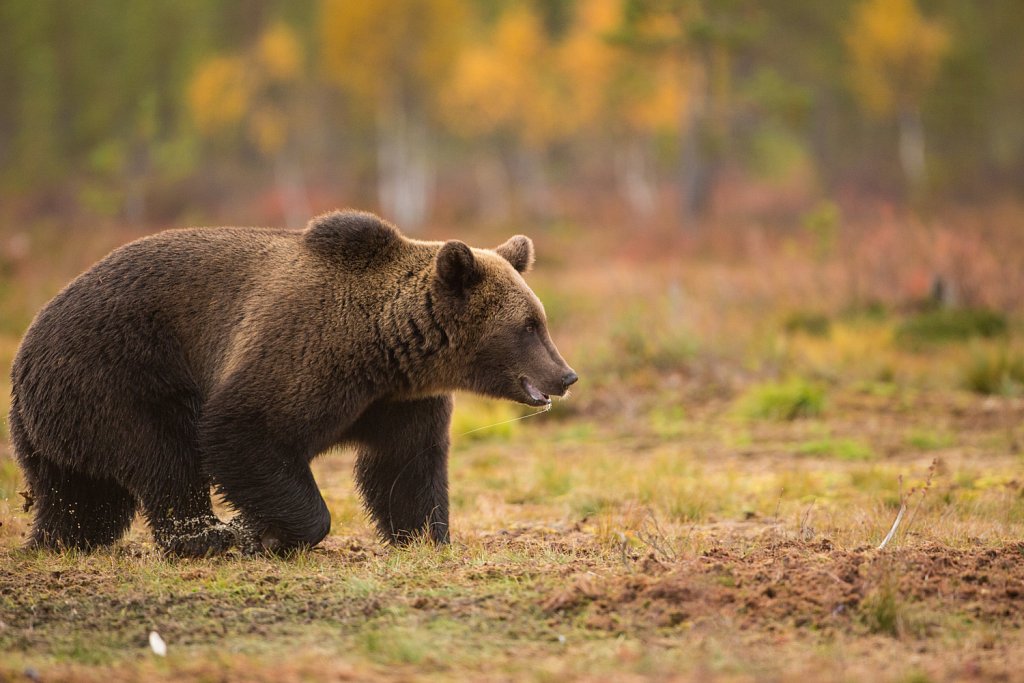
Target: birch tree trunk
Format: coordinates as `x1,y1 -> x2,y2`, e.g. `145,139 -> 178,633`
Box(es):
273,151 -> 310,229
613,139 -> 656,218
377,94 -> 432,230
898,105 -> 927,194
679,57 -> 712,229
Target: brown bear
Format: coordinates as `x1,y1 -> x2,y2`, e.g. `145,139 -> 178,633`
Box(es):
9,210 -> 577,556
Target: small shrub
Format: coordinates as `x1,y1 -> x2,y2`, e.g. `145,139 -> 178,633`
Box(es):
783,311 -> 831,337
796,437 -> 875,461
860,581 -> 906,637
840,301 -> 889,322
895,308 -> 1007,348
904,429 -> 954,451
736,379 -> 825,420
801,200 -> 841,259
962,348 -> 1024,395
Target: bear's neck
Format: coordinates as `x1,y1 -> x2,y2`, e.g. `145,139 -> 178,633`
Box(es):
375,273 -> 456,396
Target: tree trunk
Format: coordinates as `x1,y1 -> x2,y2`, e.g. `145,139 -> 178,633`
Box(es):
613,138 -> 656,218
513,146 -> 553,220
376,96 -> 432,230
273,151 -> 310,229
679,57 -> 712,229
474,151 -> 511,225
898,105 -> 927,194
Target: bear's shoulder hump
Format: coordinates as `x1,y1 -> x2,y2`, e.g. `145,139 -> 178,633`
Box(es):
303,210 -> 402,260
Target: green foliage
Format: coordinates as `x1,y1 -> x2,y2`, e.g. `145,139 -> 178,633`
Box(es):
736,379 -> 825,420
962,347 -> 1024,395
748,126 -> 809,180
801,200 -> 841,259
859,575 -> 932,639
783,311 -> 831,337
905,429 -> 954,451
895,309 -> 1007,348
860,580 -> 906,637
796,437 -> 875,461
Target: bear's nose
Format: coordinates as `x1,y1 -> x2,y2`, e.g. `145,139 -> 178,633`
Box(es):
561,370 -> 579,390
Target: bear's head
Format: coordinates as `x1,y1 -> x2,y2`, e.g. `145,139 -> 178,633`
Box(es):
433,236 -> 577,407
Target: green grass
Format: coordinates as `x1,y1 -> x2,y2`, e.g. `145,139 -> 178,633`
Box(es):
896,308 -> 1007,348
860,579 -> 907,637
451,396 -> 523,441
735,378 -> 826,420
783,311 -> 831,337
904,429 -> 954,451
962,347 -> 1024,395
796,437 -> 875,461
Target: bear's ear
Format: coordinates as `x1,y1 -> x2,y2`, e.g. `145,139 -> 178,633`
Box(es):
303,210 -> 400,261
436,240 -> 482,294
495,235 -> 534,273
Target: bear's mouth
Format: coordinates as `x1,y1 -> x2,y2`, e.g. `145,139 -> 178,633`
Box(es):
520,377 -> 551,407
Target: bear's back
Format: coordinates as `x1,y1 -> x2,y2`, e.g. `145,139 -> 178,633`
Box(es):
12,228 -> 310,401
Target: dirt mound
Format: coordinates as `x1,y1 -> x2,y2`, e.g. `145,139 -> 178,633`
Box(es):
541,540 -> 1024,635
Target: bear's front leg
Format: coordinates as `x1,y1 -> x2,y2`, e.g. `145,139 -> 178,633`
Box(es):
200,403 -> 332,555
351,396 -> 452,545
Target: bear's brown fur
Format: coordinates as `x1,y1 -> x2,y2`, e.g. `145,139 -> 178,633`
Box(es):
9,210 -> 576,556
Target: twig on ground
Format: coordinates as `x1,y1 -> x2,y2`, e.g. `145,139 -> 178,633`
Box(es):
877,502 -> 906,551
877,459 -> 938,551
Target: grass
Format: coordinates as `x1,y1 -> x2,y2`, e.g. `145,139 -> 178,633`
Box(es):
860,578 -> 911,638
895,308 -> 1007,349
735,378 -> 826,420
783,310 -> 831,337
962,346 -> 1024,395
904,428 -> 954,451
796,436 -> 876,461
3,218 -> 1024,681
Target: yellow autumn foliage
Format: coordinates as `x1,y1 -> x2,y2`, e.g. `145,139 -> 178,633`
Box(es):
557,0 -> 620,131
187,56 -> 250,134
257,22 -> 303,82
442,5 -> 568,147
320,0 -> 467,107
845,0 -> 950,115
188,23 -> 306,155
558,0 -> 689,137
249,108 -> 288,156
625,59 -> 689,134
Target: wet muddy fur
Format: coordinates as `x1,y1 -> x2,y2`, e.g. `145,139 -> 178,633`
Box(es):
9,210 -> 575,557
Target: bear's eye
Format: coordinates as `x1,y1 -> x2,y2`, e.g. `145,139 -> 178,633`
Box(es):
524,318 -> 539,334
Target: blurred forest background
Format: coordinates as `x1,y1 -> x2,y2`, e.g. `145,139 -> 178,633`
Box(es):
0,0 -> 1021,236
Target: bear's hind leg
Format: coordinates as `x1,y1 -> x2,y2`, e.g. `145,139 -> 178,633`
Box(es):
351,396 -> 452,545
10,399 -> 136,551
19,454 -> 137,551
